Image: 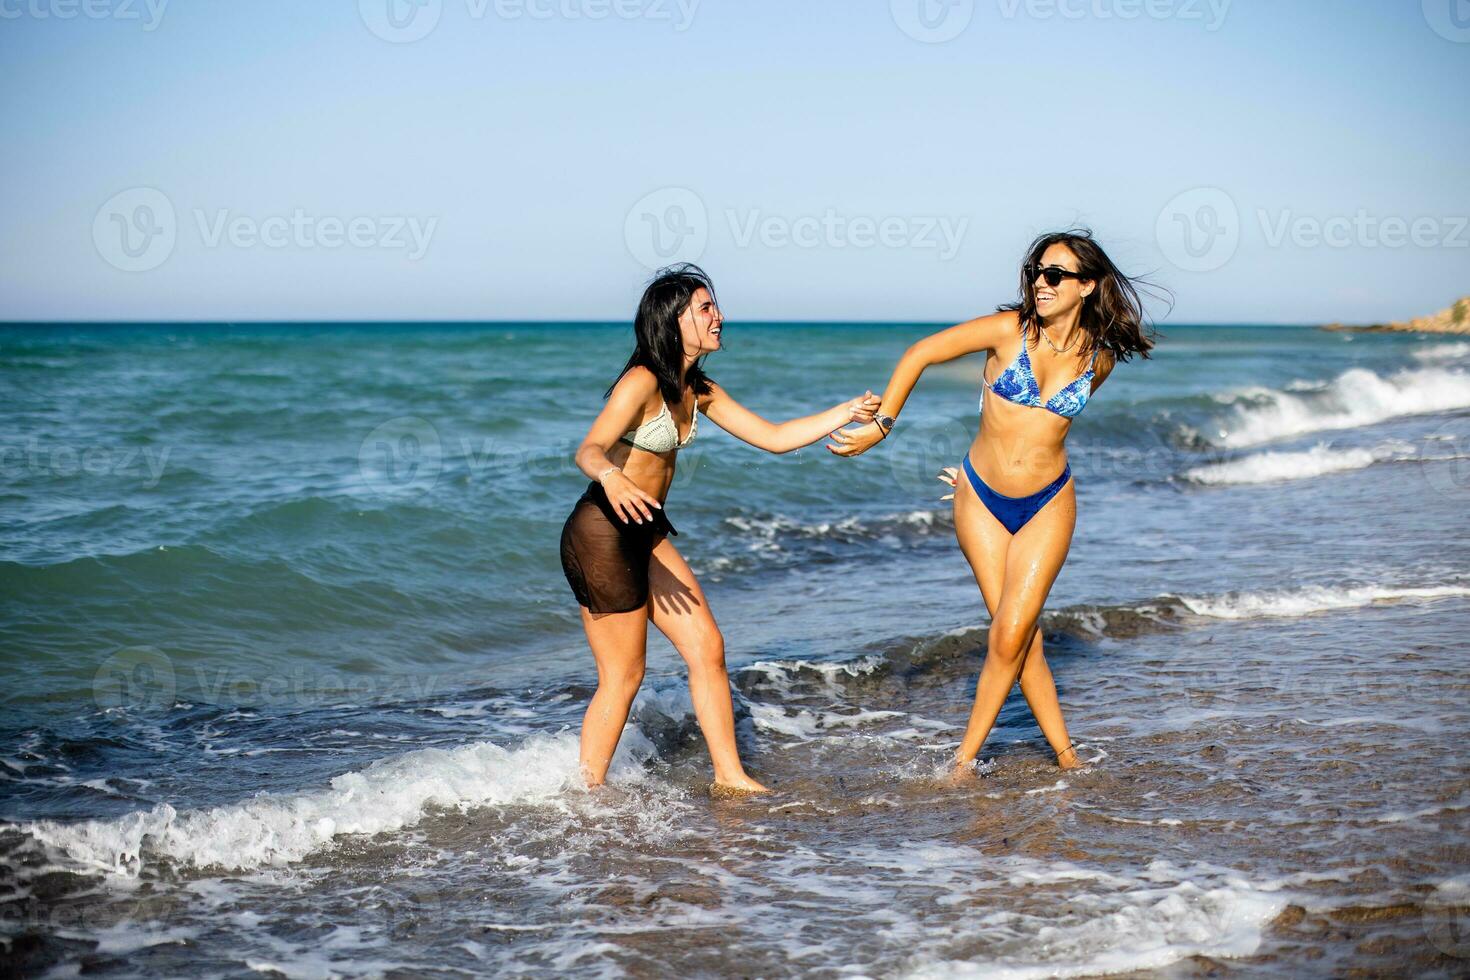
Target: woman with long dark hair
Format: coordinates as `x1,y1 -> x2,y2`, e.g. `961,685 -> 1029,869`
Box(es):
562,263 -> 879,793
830,230 -> 1158,779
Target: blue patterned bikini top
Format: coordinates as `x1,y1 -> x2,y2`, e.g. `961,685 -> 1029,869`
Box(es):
981,327 -> 1100,419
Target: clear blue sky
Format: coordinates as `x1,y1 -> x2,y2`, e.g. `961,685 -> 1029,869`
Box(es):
1,0 -> 1466,323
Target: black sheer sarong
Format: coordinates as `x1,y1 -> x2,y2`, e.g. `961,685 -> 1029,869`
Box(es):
560,481 -> 677,614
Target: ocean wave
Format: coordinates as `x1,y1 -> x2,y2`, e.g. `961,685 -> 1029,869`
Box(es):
723,509 -> 948,548
1180,441 -> 1411,486
1170,584 -> 1470,620
1206,365 -> 1470,449
698,509 -> 951,578
12,730 -> 657,877
742,581 -> 1470,695
1412,341 -> 1470,363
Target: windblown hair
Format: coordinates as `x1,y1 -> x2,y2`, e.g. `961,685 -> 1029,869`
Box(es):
998,229 -> 1168,363
607,263 -> 718,404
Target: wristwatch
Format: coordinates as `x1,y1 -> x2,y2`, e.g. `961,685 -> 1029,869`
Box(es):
875,414 -> 897,433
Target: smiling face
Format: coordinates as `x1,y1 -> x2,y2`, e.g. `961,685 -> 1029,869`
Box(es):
1032,244 -> 1095,320
678,286 -> 723,356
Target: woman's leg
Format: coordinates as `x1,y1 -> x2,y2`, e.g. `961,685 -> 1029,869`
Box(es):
1017,640 -> 1080,768
578,604 -> 650,786
951,475 -> 1078,773
646,536 -> 768,792
954,490 -> 1076,766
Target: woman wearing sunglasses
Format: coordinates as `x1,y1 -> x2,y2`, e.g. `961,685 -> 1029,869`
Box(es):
563,263 -> 880,794
829,230 -> 1157,779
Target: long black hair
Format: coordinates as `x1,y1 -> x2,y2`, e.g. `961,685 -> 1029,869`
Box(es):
998,229 -> 1168,363
606,263 -> 718,404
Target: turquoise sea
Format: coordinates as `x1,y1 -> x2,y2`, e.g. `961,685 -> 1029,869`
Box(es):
2,322 -> 1468,977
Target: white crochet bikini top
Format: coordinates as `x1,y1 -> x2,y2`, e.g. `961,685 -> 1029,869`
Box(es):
620,399 -> 698,453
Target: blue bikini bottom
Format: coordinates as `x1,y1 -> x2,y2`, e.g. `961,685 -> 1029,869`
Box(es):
961,454 -> 1071,535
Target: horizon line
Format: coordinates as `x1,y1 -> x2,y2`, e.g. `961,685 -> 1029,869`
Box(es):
0,318 -> 1329,329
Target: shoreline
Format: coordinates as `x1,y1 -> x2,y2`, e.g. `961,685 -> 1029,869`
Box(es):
1322,295 -> 1469,335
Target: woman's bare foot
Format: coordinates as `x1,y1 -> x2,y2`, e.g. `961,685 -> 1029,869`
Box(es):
1056,743 -> 1081,770
710,774 -> 769,797
947,760 -> 979,786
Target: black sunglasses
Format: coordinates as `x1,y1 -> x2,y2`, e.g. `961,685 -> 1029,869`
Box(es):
1026,264 -> 1085,288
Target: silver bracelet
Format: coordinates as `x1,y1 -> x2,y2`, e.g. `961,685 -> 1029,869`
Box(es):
596,465 -> 621,484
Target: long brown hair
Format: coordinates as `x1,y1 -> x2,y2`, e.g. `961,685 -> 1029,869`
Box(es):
998,229 -> 1167,363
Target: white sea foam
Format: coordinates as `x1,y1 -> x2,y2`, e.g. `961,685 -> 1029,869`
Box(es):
1174,584 -> 1470,620
1207,366 -> 1470,449
746,700 -> 906,739
723,509 -> 945,547
885,854 -> 1285,980
739,654 -> 885,696
1412,341 -> 1470,363
1181,442 -> 1405,486
16,731 -> 657,877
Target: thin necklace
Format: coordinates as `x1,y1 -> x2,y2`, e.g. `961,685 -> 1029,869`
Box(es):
1039,320 -> 1079,354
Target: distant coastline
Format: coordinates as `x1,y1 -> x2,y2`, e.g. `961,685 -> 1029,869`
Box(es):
1323,296 -> 1470,335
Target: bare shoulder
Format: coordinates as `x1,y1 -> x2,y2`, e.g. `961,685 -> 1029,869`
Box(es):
961,309 -> 1022,342
1092,348 -> 1119,385
984,310 -> 1025,349
697,379 -> 726,410
609,365 -> 660,400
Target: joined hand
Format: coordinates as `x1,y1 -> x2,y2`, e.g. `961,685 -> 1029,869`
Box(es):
827,420 -> 886,457
846,391 -> 881,425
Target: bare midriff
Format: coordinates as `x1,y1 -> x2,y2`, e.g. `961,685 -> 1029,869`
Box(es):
968,385 -> 1073,496
604,440 -> 679,503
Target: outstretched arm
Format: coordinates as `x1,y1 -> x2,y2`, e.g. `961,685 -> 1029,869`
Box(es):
701,383 -> 880,454
829,311 -> 1018,457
